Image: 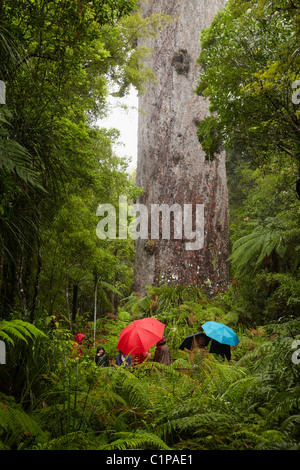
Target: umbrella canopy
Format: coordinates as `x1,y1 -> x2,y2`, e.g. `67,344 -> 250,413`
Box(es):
179,332 -> 209,350
201,321 -> 239,346
117,317 -> 165,356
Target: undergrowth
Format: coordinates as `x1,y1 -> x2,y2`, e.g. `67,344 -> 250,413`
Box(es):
0,286 -> 299,450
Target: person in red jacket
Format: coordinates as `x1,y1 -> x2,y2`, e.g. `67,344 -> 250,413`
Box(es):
73,333 -> 85,357
132,350 -> 151,366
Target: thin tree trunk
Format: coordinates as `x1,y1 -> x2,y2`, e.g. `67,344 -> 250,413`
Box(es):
66,280 -> 72,332
17,253 -> 28,317
93,274 -> 98,347
72,283 -> 78,324
30,241 -> 42,323
0,259 -> 16,319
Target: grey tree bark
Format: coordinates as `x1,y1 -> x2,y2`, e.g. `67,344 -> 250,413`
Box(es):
133,0 -> 229,295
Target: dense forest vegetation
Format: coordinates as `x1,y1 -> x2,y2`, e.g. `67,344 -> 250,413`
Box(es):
0,0 -> 300,451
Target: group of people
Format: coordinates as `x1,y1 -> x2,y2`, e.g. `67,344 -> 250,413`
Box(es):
73,333 -> 171,368
73,331 -> 230,368
189,332 -> 231,361
95,335 -> 172,368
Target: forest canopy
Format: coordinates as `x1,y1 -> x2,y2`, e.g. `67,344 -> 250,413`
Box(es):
196,0 -> 300,323
0,0 -> 171,322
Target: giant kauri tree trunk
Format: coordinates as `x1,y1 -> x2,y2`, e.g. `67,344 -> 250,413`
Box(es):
133,0 -> 229,295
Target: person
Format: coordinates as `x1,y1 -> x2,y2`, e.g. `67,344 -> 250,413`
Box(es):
153,336 -> 171,366
187,332 -> 210,366
116,350 -> 132,368
194,333 -> 208,349
209,339 -> 231,361
72,333 -> 86,358
95,345 -> 109,367
132,350 -> 151,366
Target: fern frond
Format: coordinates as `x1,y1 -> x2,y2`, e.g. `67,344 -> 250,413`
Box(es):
233,429 -> 263,443
121,376 -> 152,409
0,320 -> 47,347
156,411 -> 233,441
100,281 -> 122,296
45,431 -> 98,450
0,400 -> 44,449
280,414 -> 300,435
0,330 -> 14,345
103,431 -> 170,450
170,358 -> 192,370
228,217 -> 288,272
0,108 -> 43,189
221,376 -> 260,403
268,396 -> 300,423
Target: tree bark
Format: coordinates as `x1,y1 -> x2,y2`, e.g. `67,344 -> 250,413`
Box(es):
133,0 -> 229,295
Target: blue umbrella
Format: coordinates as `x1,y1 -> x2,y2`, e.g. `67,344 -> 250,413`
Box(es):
201,321 -> 239,346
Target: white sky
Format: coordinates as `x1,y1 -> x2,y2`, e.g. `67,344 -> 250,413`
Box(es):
98,87 -> 139,172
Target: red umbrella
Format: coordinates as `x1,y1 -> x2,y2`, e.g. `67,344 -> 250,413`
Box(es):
117,317 -> 165,356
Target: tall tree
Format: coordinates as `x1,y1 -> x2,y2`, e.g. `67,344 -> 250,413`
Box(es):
133,0 -> 229,295
0,0 -> 139,319
196,0 -> 300,185
196,0 -> 300,322
0,0 -> 171,322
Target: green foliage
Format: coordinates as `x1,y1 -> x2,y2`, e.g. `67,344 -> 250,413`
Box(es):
225,159 -> 300,322
196,0 -> 300,327
1,0 -> 300,453
0,393 -> 45,450
196,115 -> 224,161
0,107 -> 43,188
103,430 -> 170,450
0,0 -> 170,322
0,296 -> 299,450
229,217 -> 289,272
0,319 -> 47,346
197,0 -> 300,168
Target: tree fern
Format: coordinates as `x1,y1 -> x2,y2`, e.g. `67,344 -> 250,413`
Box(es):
0,107 -> 43,188
149,285 -> 207,313
228,217 -> 288,272
0,319 -> 47,346
267,394 -> 300,425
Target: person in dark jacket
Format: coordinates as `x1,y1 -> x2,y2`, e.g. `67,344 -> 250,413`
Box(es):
116,350 -> 132,367
153,336 -> 171,366
95,345 -> 109,367
209,339 -> 231,361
